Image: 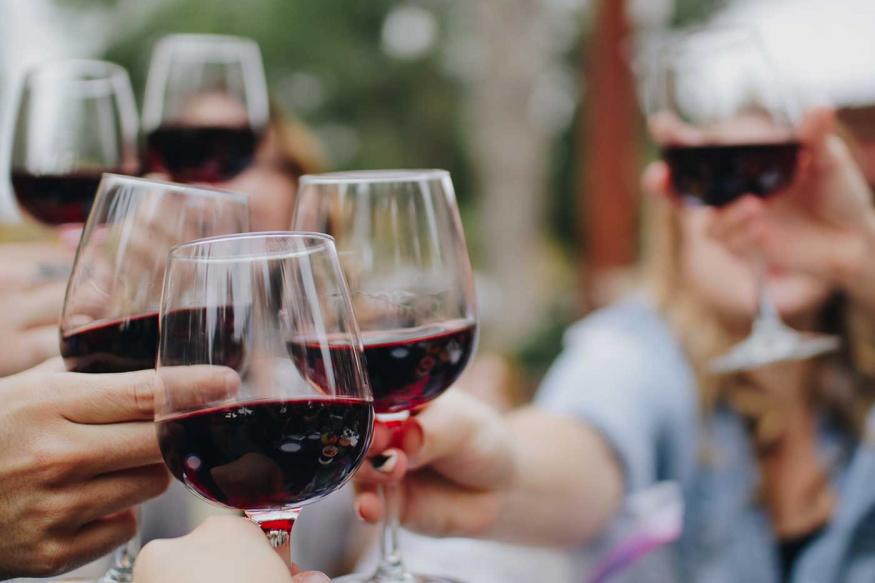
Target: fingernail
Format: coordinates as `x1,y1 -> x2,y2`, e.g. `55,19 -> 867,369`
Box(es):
402,420 -> 424,457
222,370 -> 240,397
298,572 -> 331,583
355,500 -> 366,522
371,450 -> 398,473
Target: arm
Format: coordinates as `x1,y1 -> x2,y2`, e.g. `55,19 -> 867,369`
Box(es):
356,391 -> 623,547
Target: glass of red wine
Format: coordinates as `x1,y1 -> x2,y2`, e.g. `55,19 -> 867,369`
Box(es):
142,33 -> 269,183
155,232 -> 374,565
644,28 -> 839,373
293,170 -> 478,583
10,59 -> 139,227
60,174 -> 249,583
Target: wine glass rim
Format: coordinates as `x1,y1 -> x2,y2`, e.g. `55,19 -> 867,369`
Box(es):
662,25 -> 764,54
156,32 -> 260,49
99,173 -> 249,203
168,231 -> 337,262
300,169 -> 450,185
25,58 -> 129,84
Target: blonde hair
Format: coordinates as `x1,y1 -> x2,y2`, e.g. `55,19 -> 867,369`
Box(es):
639,193 -> 875,446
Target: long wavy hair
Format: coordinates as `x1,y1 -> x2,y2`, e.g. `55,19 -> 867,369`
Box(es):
639,193 -> 875,449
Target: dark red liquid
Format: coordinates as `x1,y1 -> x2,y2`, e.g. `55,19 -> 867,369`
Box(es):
157,398 -> 373,509
662,142 -> 800,207
61,312 -> 160,373
146,125 -> 260,183
290,321 -> 477,414
61,306 -> 243,374
11,171 -> 105,225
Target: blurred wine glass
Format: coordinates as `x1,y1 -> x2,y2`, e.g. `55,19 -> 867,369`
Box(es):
9,59 -> 139,226
143,33 -> 269,183
60,174 -> 249,582
643,27 -> 839,373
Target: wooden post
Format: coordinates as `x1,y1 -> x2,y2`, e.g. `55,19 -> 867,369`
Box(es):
577,0 -> 639,311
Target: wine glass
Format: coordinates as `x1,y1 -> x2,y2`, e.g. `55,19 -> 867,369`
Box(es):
142,33 -> 269,183
60,174 -> 249,582
293,170 -> 479,583
643,28 -> 839,373
9,59 -> 139,227
155,232 -> 374,566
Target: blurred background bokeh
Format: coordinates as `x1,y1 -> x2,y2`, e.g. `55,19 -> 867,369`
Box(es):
2,0 -> 875,394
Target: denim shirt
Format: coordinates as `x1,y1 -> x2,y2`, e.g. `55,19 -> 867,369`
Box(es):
536,300 -> 875,583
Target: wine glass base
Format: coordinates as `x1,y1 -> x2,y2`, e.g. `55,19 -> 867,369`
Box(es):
333,573 -> 463,583
710,328 -> 840,374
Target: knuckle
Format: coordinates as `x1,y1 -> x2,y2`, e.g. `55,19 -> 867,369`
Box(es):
26,435 -> 80,484
31,538 -> 70,577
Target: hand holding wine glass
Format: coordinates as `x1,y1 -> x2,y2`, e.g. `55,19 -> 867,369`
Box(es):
644,27 -> 839,372
293,170 -> 478,583
9,60 -> 139,226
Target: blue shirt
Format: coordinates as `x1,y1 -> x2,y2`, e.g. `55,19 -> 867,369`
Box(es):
536,300 -> 875,583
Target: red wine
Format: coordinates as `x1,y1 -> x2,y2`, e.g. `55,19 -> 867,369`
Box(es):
61,306 -> 243,374
61,312 -> 160,373
11,171 -> 105,225
145,125 -> 260,183
662,142 -> 800,207
157,398 -> 373,509
290,321 -> 477,414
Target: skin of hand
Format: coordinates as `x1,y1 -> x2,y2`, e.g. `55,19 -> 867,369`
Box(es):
651,107 -> 875,313
0,241 -> 72,376
0,362 -> 237,579
353,390 -> 623,546
134,516 -> 329,583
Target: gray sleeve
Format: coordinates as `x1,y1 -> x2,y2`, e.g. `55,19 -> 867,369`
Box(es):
535,306 -> 697,493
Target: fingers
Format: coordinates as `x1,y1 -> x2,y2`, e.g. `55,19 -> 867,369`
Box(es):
71,421 -> 165,475
292,571 -> 330,583
799,106 -> 835,155
401,469 -> 502,538
53,369 -> 160,424
354,489 -> 383,523
18,281 -> 66,328
354,448 -> 408,485
156,365 -> 241,414
641,161 -> 672,199
18,326 -> 62,373
63,464 -> 170,525
706,195 -> 766,257
66,510 -> 137,573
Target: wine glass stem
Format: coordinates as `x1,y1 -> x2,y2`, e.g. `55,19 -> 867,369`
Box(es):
247,509 -> 301,570
753,255 -> 783,331
101,507 -> 141,583
375,482 -> 408,578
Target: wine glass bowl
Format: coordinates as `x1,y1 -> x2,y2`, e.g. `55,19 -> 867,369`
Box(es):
58,174 -> 249,583
293,169 -> 477,583
9,59 -> 139,225
155,232 -> 374,555
643,28 -> 839,373
143,34 -> 269,183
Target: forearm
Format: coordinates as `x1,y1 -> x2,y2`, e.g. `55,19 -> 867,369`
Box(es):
484,406 -> 623,547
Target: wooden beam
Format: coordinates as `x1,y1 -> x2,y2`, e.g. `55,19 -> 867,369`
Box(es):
577,0 -> 639,311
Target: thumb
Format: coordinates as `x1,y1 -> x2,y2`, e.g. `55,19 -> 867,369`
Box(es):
292,572 -> 330,583
799,106 -> 836,165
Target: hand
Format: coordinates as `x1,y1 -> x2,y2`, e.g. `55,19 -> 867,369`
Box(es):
353,389 -> 622,546
0,365 -> 235,579
0,241 -> 72,293
647,108 -> 875,291
135,516 -> 329,583
354,390 -> 515,538
0,241 -> 72,375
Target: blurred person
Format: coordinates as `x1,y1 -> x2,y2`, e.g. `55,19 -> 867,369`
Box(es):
353,107 -> 875,583
135,516 -> 329,583
0,240 -> 72,376
0,361 -> 235,579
